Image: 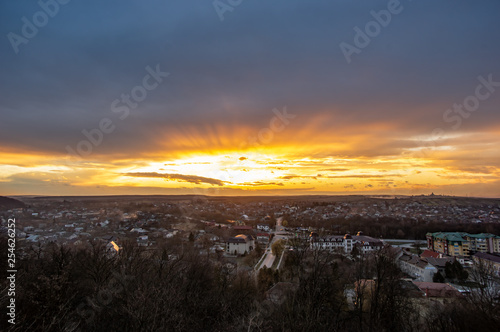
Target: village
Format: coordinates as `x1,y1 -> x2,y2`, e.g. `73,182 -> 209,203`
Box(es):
2,195 -> 500,247
2,195 -> 500,300
1,195 -> 500,330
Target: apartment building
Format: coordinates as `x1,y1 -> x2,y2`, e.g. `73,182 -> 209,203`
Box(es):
426,232 -> 500,257
310,232 -> 383,254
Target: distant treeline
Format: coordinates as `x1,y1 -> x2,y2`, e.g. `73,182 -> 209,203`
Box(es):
285,215 -> 500,239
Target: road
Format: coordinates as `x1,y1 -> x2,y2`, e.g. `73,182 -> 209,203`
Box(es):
382,239 -> 424,243
260,248 -> 275,269
256,217 -> 290,270
276,216 -> 286,232
383,239 -> 426,249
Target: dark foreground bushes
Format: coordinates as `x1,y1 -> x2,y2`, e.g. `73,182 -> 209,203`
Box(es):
0,237 -> 498,331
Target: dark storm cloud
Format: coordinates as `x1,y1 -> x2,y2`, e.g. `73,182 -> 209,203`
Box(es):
280,175 -> 321,180
124,171 -> 228,186
280,173 -> 403,180
1,0 -> 500,157
239,181 -> 285,187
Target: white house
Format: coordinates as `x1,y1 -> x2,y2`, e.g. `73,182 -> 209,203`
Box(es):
130,228 -> 147,233
399,253 -> 437,282
257,224 -> 271,232
137,235 -> 149,247
227,234 -> 255,255
310,233 -> 382,254
256,233 -> 271,244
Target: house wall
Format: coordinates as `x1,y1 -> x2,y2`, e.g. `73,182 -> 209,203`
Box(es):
448,242 -> 464,257
227,240 -> 254,255
399,260 -> 437,282
473,256 -> 500,277
310,238 -> 378,254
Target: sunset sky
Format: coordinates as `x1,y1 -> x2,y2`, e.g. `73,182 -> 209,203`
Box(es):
1,0 -> 499,197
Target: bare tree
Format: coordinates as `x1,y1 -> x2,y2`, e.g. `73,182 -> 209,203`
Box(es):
465,256 -> 500,326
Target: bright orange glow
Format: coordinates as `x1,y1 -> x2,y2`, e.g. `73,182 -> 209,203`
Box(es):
110,241 -> 120,252
1,117 -> 499,197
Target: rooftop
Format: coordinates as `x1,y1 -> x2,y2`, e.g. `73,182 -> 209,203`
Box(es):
228,234 -> 254,243
473,252 -> 500,264
421,250 -> 440,259
428,232 -> 500,242
413,282 -> 462,298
